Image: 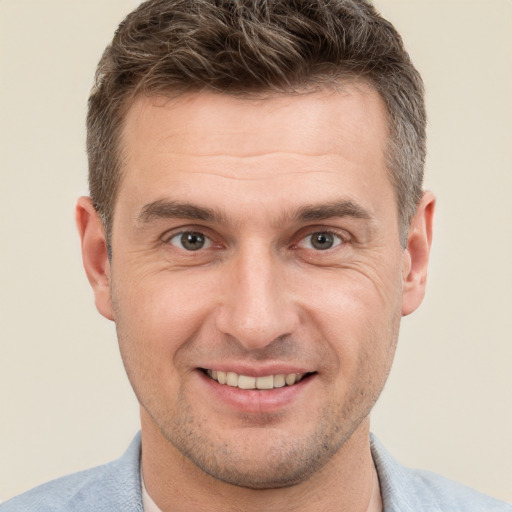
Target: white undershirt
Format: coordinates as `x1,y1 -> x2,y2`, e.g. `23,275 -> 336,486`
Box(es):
141,470 -> 163,512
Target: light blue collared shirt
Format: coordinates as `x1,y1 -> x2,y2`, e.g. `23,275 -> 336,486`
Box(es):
2,433 -> 510,511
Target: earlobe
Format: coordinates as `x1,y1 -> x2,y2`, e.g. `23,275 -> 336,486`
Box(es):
76,196 -> 114,321
401,191 -> 435,316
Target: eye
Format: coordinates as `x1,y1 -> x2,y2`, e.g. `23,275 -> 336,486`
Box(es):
168,231 -> 212,251
299,231 -> 343,251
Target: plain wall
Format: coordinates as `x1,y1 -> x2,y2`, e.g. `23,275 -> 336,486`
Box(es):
1,0 -> 511,503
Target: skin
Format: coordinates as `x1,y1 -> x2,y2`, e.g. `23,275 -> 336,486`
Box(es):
77,84 -> 434,512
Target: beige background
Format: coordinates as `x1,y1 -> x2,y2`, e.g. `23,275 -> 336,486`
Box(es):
1,0 -> 511,503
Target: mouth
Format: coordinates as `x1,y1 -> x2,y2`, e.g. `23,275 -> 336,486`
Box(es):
200,369 -> 313,390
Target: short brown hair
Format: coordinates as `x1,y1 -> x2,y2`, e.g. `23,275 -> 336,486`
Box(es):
87,0 -> 426,247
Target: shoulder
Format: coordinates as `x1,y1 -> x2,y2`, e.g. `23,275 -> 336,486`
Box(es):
370,434 -> 512,512
0,434 -> 143,512
406,468 -> 512,512
1,464 -> 118,512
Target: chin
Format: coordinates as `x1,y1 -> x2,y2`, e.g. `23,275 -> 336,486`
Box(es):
161,419 -> 353,490
189,445 -> 325,490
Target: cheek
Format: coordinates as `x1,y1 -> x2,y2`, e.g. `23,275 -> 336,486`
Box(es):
302,263 -> 403,327
111,269 -> 221,358
300,267 -> 402,372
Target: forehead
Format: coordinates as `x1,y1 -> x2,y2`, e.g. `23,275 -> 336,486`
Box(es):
117,85 -> 393,222
121,84 -> 388,162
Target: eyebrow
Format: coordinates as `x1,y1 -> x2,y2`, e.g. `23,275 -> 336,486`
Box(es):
294,200 -> 372,222
136,198 -> 372,226
137,200 -> 224,224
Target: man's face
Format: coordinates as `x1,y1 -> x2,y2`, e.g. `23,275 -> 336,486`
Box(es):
85,86 -> 427,488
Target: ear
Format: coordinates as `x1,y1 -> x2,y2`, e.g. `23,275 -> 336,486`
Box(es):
76,197 -> 114,321
401,191 -> 435,316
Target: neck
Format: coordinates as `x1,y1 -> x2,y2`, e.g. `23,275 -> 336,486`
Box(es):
140,411 -> 379,512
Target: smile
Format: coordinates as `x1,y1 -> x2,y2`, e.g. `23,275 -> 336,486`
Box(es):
204,369 -> 309,390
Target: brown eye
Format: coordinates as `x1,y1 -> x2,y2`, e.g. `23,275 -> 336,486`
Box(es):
169,231 -> 211,251
299,232 -> 342,251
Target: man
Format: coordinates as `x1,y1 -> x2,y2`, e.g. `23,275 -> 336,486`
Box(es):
1,1 -> 510,511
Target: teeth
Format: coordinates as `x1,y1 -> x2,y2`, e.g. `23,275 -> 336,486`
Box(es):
285,374 -> 297,386
206,370 -> 307,390
273,374 -> 286,388
255,375 -> 273,390
238,375 -> 256,389
226,371 -> 239,387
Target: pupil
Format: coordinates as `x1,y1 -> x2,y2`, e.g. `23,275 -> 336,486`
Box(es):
312,232 -> 334,250
182,232 -> 204,251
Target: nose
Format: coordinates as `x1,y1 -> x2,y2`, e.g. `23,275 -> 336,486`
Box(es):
215,243 -> 299,351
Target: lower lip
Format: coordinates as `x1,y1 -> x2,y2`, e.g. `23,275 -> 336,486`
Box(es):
197,371 -> 314,414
